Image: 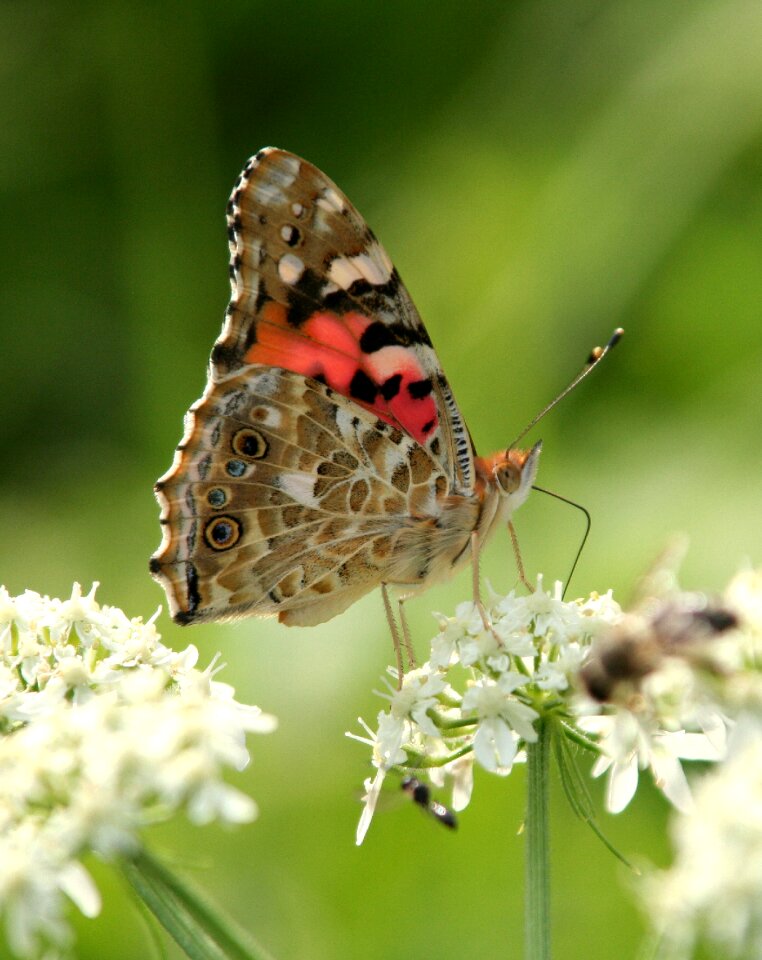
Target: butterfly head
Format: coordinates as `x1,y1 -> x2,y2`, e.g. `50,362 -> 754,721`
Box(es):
476,440 -> 542,512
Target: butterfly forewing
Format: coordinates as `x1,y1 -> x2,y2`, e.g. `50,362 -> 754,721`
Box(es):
215,148 -> 475,490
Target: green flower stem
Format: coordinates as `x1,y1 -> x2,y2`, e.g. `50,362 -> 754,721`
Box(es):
558,720 -> 601,754
403,743 -> 473,767
525,718 -> 551,960
122,846 -> 276,960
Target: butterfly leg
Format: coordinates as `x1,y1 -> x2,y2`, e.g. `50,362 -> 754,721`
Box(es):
508,520 -> 535,593
470,530 -> 503,643
381,583 -> 406,688
396,594 -> 417,671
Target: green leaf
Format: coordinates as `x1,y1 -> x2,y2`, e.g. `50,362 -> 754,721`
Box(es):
121,846 -> 277,960
552,722 -> 637,873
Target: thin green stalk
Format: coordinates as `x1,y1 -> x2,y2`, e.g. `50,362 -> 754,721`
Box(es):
525,718 -> 551,960
121,846 -> 276,960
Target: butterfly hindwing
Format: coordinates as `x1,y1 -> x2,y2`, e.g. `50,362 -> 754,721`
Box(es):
152,367 -> 458,625
213,148 -> 475,492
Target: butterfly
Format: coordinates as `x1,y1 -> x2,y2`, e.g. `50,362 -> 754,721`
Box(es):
150,147 -> 544,641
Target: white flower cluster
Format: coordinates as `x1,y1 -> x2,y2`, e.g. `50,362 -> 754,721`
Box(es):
644,714 -> 762,960
641,569 -> 762,959
0,584 -> 276,959
349,575 -> 730,844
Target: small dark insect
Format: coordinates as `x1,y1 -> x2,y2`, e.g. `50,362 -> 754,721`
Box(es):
401,776 -> 457,829
581,594 -> 739,703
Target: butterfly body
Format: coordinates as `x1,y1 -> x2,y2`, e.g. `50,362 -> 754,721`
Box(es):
151,149 -> 540,626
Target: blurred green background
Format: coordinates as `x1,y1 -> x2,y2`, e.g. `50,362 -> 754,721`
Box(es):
2,1 -> 762,957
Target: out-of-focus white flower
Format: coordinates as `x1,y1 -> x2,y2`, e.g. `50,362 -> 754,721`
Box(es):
643,713 -> 762,959
634,567 -> 762,957
583,711 -> 723,814
725,568 -> 762,640
578,642 -> 730,814
0,584 -> 276,959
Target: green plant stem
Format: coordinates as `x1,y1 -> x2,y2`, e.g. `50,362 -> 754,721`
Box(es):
121,846 -> 276,960
525,718 -> 551,960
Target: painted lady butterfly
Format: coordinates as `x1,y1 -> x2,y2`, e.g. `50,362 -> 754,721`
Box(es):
150,148 -> 547,637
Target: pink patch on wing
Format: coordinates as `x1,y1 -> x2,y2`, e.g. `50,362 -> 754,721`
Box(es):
245,303 -> 438,445
364,345 -> 438,443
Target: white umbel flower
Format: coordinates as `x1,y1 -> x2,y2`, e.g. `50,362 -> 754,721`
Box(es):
0,584 -> 276,959
638,569 -> 762,957
349,571 -> 742,840
349,577 -> 625,841
644,714 -> 762,959
584,711 -> 723,814
462,674 -> 538,772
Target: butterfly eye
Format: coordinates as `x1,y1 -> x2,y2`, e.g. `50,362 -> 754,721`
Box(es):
495,462 -> 521,494
231,428 -> 269,460
204,516 -> 242,551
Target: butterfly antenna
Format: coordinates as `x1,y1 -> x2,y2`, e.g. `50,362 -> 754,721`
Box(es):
532,485 -> 591,599
508,327 -> 624,449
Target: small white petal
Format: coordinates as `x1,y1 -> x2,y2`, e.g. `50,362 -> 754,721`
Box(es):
664,730 -> 724,763
59,861 -> 101,918
474,718 -> 518,772
356,769 -> 386,845
606,757 -> 639,813
649,749 -> 693,814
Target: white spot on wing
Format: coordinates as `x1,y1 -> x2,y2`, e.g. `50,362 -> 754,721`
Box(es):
328,248 -> 392,290
328,256 -> 363,290
275,154 -> 300,183
278,253 -> 305,284
291,202 -> 304,217
318,187 -> 345,213
377,243 -> 394,275
335,404 -> 358,443
353,249 -> 391,285
249,371 -> 280,397
384,446 -> 408,482
253,182 -> 286,207
280,472 -> 318,509
313,206 -> 333,234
